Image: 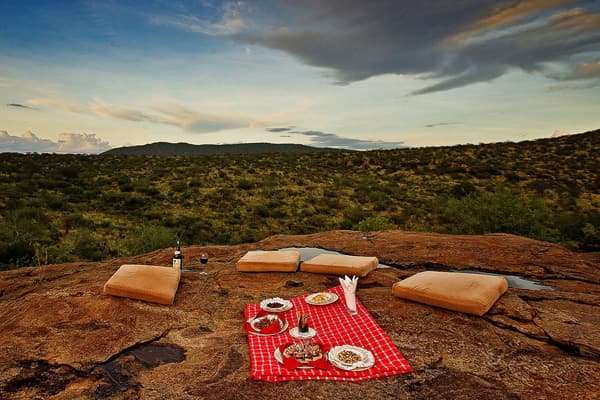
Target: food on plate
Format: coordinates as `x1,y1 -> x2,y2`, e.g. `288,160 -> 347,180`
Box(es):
253,316 -> 278,330
337,349 -> 362,365
311,293 -> 330,303
283,342 -> 322,362
260,297 -> 292,311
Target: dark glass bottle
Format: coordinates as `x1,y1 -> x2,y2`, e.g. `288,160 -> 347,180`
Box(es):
173,240 -> 183,269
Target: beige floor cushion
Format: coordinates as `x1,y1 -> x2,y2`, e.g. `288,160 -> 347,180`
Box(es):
104,264 -> 181,305
392,271 -> 508,316
236,250 -> 301,272
300,254 -> 378,277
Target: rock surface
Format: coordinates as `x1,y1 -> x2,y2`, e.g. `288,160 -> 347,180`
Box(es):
0,230 -> 598,399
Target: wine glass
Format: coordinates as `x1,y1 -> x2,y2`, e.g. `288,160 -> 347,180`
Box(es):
198,253 -> 208,275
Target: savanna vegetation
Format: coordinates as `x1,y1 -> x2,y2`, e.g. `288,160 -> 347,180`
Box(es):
1,130 -> 598,270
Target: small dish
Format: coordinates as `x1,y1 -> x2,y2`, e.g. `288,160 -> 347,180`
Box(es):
289,326 -> 316,339
260,297 -> 293,313
246,315 -> 289,336
274,342 -> 325,368
328,345 -> 375,371
305,292 -> 338,306
274,348 -> 314,369
250,314 -> 280,331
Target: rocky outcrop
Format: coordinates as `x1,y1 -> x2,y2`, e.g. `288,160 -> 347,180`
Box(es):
0,230 -> 598,399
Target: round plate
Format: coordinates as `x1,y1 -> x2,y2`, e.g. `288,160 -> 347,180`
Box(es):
305,292 -> 338,306
289,326 -> 316,339
328,345 -> 375,371
274,346 -> 325,369
247,316 -> 289,336
260,297 -> 293,313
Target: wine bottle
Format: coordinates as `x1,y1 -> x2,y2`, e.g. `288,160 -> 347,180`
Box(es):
173,240 -> 183,269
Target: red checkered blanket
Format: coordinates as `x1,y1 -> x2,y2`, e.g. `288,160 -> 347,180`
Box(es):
244,285 -> 412,382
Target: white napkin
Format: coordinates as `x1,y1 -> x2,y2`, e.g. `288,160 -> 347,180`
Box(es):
339,275 -> 358,314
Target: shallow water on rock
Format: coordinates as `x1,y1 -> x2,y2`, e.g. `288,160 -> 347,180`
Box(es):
278,246 -> 391,268
277,247 -> 554,290
453,269 -> 555,290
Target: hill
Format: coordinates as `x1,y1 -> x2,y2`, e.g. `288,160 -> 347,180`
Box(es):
102,142 -> 346,155
0,128 -> 598,269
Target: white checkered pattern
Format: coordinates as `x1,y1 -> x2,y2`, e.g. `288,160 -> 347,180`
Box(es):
245,285 -> 412,382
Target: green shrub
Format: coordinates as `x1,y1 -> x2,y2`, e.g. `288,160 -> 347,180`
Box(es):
124,224 -> 175,255
437,186 -> 559,241
353,216 -> 394,232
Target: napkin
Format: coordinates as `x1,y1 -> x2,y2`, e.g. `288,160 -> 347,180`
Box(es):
278,343 -> 331,370
339,275 -> 358,314
244,310 -> 282,334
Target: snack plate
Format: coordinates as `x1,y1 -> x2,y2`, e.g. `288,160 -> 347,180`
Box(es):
328,345 -> 375,371
260,297 -> 293,313
247,315 -> 289,336
305,292 -> 339,306
274,347 -> 325,369
289,326 -> 316,339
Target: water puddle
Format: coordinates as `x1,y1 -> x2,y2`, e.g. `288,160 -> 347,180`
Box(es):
276,247 -> 554,290
452,269 -> 555,290
278,247 -> 391,268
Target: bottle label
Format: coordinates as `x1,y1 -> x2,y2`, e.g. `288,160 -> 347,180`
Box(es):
173,258 -> 182,269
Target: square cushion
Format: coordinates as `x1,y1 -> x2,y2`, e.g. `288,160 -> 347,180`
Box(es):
392,271 -> 508,316
104,264 -> 181,305
300,254 -> 378,277
236,250 -> 301,272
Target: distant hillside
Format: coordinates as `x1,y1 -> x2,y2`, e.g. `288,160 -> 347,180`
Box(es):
0,128 -> 598,270
102,142 -> 347,155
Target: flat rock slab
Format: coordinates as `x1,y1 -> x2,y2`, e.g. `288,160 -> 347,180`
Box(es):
0,230 -> 598,399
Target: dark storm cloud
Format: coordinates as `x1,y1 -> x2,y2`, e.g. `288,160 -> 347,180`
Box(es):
232,0 -> 600,94
291,129 -> 405,150
7,103 -> 35,109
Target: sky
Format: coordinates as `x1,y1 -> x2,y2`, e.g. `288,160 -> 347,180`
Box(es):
1,0 -> 599,153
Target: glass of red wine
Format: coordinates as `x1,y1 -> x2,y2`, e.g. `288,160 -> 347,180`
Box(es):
198,253 -> 208,275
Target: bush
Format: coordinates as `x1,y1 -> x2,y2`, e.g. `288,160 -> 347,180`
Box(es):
436,186 -> 559,242
72,230 -> 107,261
124,224 -> 175,255
0,240 -> 36,269
353,216 -> 394,232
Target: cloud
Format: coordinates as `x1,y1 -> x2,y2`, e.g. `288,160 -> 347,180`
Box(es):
266,126 -> 295,132
6,103 -> 35,110
0,131 -> 111,154
290,129 -> 405,150
209,0 -> 600,94
424,122 -> 461,128
28,97 -> 86,113
150,1 -> 245,36
56,133 -> 111,153
29,97 -> 270,133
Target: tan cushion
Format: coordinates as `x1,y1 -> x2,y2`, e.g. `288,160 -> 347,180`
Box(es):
236,250 -> 301,272
103,264 -> 181,305
300,254 -> 378,277
392,271 -> 508,316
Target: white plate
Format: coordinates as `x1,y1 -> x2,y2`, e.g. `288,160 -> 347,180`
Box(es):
274,347 -> 325,369
260,297 -> 293,313
305,292 -> 338,306
247,315 -> 288,336
328,345 -> 375,371
289,326 -> 316,339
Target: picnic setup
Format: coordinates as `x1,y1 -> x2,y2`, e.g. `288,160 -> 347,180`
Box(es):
1,230 -> 598,399
102,247 -> 508,384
